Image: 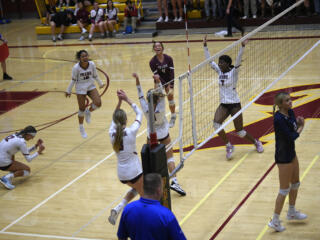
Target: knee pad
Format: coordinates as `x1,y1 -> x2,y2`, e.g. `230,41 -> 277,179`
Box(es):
23,170 -> 30,177
291,182 -> 300,190
91,103 -> 99,110
279,187 -> 290,196
237,130 -> 247,138
78,110 -> 85,117
168,100 -> 175,106
213,122 -> 221,130
167,157 -> 175,164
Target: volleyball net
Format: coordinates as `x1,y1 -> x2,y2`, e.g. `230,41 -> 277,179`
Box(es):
164,0 -> 320,176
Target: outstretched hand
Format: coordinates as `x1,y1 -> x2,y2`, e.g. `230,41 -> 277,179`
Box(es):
132,73 -> 140,85
36,139 -> 43,147
38,144 -> 45,154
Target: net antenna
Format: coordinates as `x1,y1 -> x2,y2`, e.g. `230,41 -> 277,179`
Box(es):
169,0 -> 320,177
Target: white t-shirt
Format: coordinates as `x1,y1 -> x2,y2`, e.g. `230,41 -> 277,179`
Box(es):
204,46 -> 244,104
90,8 -> 104,23
109,103 -> 143,181
136,83 -> 169,140
0,134 -> 29,167
67,61 -> 103,95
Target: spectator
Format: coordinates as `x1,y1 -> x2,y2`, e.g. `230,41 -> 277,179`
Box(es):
205,0 -> 223,21
123,0 -> 138,34
117,173 -> 187,240
104,0 -> 118,37
76,1 -> 90,40
225,0 -> 244,37
45,0 -> 57,25
314,0 -> 320,15
50,10 -> 75,42
156,0 -> 169,22
88,2 -> 105,41
171,0 -> 183,22
0,34 -> 12,80
57,0 -> 74,7
242,0 -> 257,19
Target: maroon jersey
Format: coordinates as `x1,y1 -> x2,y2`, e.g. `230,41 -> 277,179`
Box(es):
149,54 -> 175,88
76,8 -> 90,24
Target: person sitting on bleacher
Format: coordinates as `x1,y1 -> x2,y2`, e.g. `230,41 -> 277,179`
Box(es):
50,10 -> 75,42
104,0 -> 119,37
88,1 -> 105,41
123,0 -> 138,34
76,1 -> 90,40
57,0 -> 74,8
45,0 -> 57,26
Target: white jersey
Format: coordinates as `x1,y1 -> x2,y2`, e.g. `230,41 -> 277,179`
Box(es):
109,103 -> 143,181
0,134 -> 30,167
204,46 -> 244,104
67,61 -> 103,95
136,83 -> 169,140
90,8 -> 104,23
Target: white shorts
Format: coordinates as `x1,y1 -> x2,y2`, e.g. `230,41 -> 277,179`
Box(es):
75,82 -> 96,95
117,156 -> 143,181
155,123 -> 169,140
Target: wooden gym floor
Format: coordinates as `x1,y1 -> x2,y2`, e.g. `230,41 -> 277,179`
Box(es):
0,19 -> 319,240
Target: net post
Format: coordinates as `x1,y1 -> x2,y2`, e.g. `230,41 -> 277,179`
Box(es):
187,72 -> 198,148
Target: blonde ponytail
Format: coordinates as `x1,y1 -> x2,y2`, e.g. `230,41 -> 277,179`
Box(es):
112,109 -> 127,153
273,92 -> 290,115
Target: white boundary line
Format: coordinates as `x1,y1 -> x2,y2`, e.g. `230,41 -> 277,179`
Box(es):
0,231 -> 103,240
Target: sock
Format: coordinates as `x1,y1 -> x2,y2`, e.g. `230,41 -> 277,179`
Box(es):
23,170 -> 30,177
79,124 -> 84,129
82,28 -> 87,34
226,142 -> 232,147
89,34 -> 92,38
172,177 -> 177,183
289,205 -> 295,213
5,173 -> 14,180
272,213 -> 280,221
58,34 -> 62,38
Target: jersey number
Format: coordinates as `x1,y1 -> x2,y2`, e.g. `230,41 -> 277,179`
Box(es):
5,135 -> 14,142
220,80 -> 225,86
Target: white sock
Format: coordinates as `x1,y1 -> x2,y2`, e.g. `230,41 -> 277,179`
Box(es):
272,213 -> 280,221
79,124 -> 84,129
58,34 -> 62,38
5,173 -> 14,179
89,34 -> 92,38
289,205 -> 295,213
82,28 -> 87,34
172,177 -> 177,183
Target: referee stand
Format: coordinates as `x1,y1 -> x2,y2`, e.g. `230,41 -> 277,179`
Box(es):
141,91 -> 171,210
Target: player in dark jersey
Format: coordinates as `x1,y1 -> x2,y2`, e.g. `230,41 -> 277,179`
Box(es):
149,42 -> 176,128
268,92 -> 307,232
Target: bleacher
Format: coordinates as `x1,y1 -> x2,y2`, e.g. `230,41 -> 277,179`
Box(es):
34,0 -> 143,37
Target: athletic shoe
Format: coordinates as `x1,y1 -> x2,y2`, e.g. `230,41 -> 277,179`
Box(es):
241,16 -> 248,19
84,109 -> 91,124
79,126 -> 87,138
3,73 -> 13,80
173,17 -> 178,22
170,181 -> 186,196
268,218 -> 285,232
177,17 -> 183,22
79,35 -> 85,41
226,144 -> 234,160
57,35 -> 63,41
253,15 -> 257,19
224,34 -> 233,37
157,16 -> 163,22
164,16 -> 169,22
287,210 -> 307,220
0,177 -> 15,190
108,209 -> 119,225
169,115 -> 176,128
255,140 -> 264,153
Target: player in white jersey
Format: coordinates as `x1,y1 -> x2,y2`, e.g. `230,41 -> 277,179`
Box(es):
203,35 -> 263,160
133,73 -> 186,196
108,89 -> 143,225
0,126 -> 45,190
66,50 -> 105,138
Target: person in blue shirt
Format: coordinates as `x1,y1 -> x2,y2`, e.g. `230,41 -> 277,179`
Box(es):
268,92 -> 307,232
117,173 -> 186,240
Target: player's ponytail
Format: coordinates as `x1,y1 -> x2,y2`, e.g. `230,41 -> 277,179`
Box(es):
112,109 -> 127,153
273,92 -> 289,115
17,126 -> 37,137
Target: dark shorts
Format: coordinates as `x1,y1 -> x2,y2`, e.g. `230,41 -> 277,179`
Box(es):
220,103 -> 241,114
275,152 -> 296,164
120,173 -> 143,184
0,163 -> 12,171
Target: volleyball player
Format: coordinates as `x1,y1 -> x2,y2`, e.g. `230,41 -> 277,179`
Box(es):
108,89 -> 144,225
0,126 -> 45,190
133,73 -> 186,196
268,92 -> 307,232
149,41 -> 177,128
203,35 -> 263,160
65,50 -> 105,138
